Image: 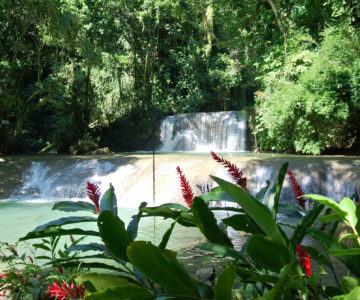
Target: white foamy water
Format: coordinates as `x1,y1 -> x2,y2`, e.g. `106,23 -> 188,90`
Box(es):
158,111 -> 247,152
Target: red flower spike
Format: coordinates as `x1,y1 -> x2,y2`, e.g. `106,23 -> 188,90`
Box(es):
5,243 -> 18,257
46,281 -> 85,300
28,256 -> 34,263
176,166 -> 194,208
295,244 -> 312,278
70,235 -> 75,243
58,267 -> 64,274
286,170 -> 306,210
87,182 -> 101,213
17,273 -> 25,285
211,151 -> 247,190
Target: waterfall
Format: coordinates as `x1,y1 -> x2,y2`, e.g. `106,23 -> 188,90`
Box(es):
6,155 -> 360,209
158,111 -> 247,152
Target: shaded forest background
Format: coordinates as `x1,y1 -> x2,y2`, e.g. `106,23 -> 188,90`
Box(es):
0,0 -> 359,154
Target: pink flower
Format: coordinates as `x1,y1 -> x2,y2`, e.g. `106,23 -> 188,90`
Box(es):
46,281 -> 85,300
210,151 -> 247,190
286,170 -> 306,210
176,166 -> 194,208
295,244 -> 312,278
87,182 -> 101,213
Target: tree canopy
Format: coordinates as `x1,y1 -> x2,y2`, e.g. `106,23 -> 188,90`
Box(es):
0,0 -> 359,154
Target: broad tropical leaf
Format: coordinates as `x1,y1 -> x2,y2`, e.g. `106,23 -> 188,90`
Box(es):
212,176 -> 286,245
192,197 -> 233,248
214,266 -> 236,300
247,235 -> 292,273
52,201 -> 96,213
33,216 -> 97,232
100,184 -> 118,215
127,241 -> 199,296
20,228 -> 99,241
267,162 -> 288,220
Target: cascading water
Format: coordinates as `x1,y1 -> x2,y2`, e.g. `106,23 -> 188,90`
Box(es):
158,111 -> 247,152
7,156 -> 360,208
2,154 -> 360,248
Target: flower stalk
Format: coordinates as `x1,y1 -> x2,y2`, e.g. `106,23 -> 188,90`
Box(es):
210,151 -> 247,190
86,182 -> 101,213
176,166 -> 194,208
286,170 -> 306,210
295,244 -> 312,278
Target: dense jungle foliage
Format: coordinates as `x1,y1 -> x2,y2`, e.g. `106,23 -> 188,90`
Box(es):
0,0 -> 359,154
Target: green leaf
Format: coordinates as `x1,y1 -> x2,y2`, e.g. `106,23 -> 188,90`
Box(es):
52,201 -> 96,213
20,228 -> 99,241
57,262 -> 124,272
100,184 -> 118,215
261,262 -> 304,300
98,211 -> 133,261
304,246 -> 331,267
356,205 -> 360,234
248,274 -> 279,284
341,276 -> 359,293
85,285 -> 154,300
32,243 -> 51,251
328,248 -> 360,256
339,198 -> 358,229
222,214 -> 259,234
47,254 -> 113,265
141,205 -> 197,227
346,287 -> 360,300
308,229 -> 360,277
234,266 -> 258,282
196,243 -> 247,262
247,235 -> 292,273
290,204 -> 324,247
305,194 -> 347,215
65,243 -> 107,253
127,202 -> 146,240
339,234 -> 359,241
33,216 -> 97,232
191,197 -> 233,248
127,241 -> 198,296
78,273 -> 131,293
254,180 -> 271,203
155,203 -> 189,211
214,265 -> 236,300
277,204 -> 303,218
198,186 -> 235,202
212,176 -> 286,245
267,162 -> 288,220
320,213 -> 344,223
159,219 -> 177,252
35,255 -> 51,260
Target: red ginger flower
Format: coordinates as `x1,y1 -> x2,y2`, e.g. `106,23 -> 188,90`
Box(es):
87,181 -> 101,213
46,281 -> 85,300
295,244 -> 312,278
286,170 -> 306,210
211,151 -> 247,190
176,166 -> 194,208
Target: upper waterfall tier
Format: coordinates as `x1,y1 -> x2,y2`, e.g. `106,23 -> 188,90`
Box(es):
157,111 -> 246,152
